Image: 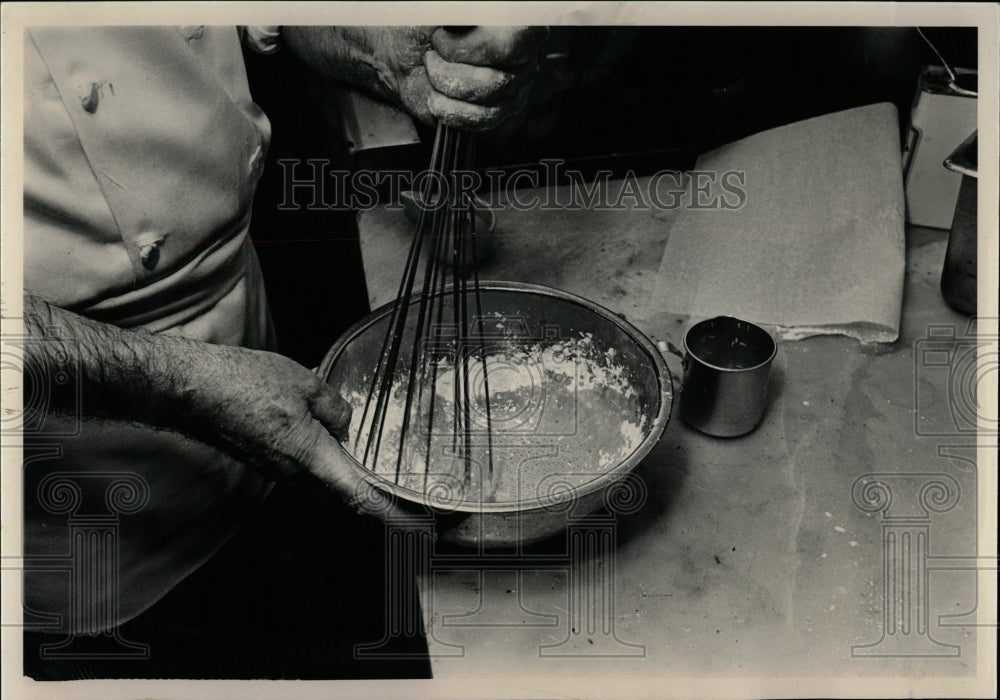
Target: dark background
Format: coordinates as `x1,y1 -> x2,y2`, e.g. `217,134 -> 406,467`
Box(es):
243,26 -> 978,367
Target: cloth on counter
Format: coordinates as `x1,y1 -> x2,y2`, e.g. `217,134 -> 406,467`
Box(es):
654,102 -> 906,343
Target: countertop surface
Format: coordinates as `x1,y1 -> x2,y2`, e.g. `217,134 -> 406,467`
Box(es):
356,179 -> 987,685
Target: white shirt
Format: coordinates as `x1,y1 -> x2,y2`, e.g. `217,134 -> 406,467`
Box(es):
24,26 -> 280,631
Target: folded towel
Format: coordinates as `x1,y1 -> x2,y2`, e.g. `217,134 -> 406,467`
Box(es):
655,102 -> 906,343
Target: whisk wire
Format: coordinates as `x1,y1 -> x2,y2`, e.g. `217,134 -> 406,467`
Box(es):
396,127 -> 460,483
467,139 -> 495,480
357,123 -> 492,496
359,123 -> 445,470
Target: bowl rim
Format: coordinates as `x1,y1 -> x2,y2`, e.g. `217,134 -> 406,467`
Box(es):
317,281 -> 674,514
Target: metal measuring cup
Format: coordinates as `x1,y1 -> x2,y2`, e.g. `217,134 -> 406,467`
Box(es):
679,316 -> 777,437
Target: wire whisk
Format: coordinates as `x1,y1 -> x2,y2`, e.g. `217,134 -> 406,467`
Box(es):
353,123 -> 495,493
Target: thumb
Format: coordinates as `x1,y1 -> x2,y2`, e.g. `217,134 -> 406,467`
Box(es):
310,386 -> 353,442
308,436 -> 417,522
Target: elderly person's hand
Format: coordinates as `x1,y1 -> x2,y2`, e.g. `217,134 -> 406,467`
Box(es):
23,291 -> 410,521
283,26 -> 548,130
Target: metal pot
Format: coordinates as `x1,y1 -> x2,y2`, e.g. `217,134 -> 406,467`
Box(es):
318,281 -> 673,546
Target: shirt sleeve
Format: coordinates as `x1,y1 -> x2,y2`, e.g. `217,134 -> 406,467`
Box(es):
240,25 -> 282,54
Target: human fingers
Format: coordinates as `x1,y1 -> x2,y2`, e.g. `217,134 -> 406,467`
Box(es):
308,384 -> 353,442
424,49 -> 531,104
431,26 -> 548,68
427,80 -> 531,130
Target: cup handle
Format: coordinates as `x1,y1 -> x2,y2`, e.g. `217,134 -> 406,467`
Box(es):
656,339 -> 686,391
656,339 -> 685,363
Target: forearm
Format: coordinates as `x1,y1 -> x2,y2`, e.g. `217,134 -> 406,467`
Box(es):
23,290 -> 204,435
23,290 -> 360,497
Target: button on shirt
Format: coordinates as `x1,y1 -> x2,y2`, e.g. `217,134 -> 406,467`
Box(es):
25,26 -> 276,341
24,27 -> 281,630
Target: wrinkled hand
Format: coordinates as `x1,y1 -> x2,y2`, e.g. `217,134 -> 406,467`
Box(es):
23,290 -> 409,520
382,26 -> 547,129
177,343 -> 406,519
284,25 -> 547,131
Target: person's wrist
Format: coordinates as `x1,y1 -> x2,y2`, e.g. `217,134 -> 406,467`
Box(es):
369,31 -> 411,108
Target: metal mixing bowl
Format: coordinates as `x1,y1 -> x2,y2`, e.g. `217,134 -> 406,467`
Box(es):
318,281 -> 673,546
